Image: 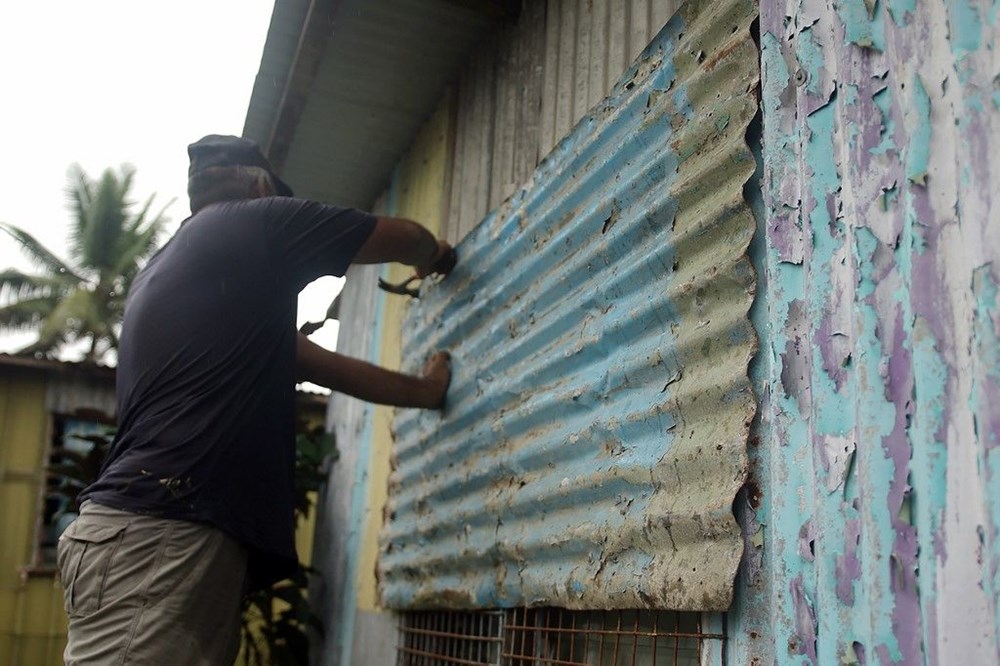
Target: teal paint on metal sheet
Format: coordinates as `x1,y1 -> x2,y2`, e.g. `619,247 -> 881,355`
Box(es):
947,0 -> 983,53
379,0 -> 759,613
838,0 -> 886,51
886,0 -> 916,26
728,0 -> 1000,663
905,75 -> 931,186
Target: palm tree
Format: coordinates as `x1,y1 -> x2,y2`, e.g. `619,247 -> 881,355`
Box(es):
0,164 -> 171,363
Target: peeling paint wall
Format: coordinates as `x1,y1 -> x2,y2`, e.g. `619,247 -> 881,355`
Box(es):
731,1 -> 1000,663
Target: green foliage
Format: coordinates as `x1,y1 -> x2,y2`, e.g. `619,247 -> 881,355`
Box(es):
239,566 -> 324,666
0,164 -> 171,362
293,425 -> 339,518
47,431 -> 115,519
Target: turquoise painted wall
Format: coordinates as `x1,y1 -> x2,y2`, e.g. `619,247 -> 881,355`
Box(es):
730,1 -> 1000,663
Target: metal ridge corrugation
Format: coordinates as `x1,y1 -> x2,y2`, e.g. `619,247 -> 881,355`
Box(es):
380,0 -> 759,612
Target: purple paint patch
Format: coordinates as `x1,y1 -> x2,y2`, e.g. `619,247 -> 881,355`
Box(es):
799,520 -> 817,562
761,5 -> 785,37
817,310 -> 851,393
804,85 -> 836,118
790,576 -> 818,661
840,52 -> 900,203
780,299 -> 811,414
770,211 -> 805,265
883,307 -> 923,664
960,96 -> 992,218
933,514 -> 949,563
836,519 -> 862,605
907,188 -> 953,353
905,170 -> 954,570
853,640 -> 867,665
981,377 -> 1000,450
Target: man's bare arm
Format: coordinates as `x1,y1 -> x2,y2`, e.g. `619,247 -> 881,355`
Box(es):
296,333 -> 450,409
352,216 -> 452,276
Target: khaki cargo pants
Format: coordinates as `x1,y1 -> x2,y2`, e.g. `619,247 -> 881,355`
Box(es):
57,502 -> 247,665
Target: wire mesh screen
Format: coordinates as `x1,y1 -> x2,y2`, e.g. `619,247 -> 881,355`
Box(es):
397,609 -> 725,666
397,610 -> 505,665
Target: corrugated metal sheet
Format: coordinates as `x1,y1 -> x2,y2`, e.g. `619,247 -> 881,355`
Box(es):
379,0 -> 759,612
447,0 -> 683,243
727,0 -> 1000,662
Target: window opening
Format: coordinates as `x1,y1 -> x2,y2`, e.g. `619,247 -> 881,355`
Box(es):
35,412 -> 113,566
397,609 -> 724,666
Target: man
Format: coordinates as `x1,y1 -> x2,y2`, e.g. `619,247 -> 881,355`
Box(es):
56,135 -> 454,664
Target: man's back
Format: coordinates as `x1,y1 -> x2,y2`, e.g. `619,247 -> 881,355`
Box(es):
82,196 -> 375,584
59,134 -> 446,665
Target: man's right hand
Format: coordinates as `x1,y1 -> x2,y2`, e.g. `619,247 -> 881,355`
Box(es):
417,241 -> 456,278
421,351 -> 452,409
353,216 -> 448,272
298,334 -> 452,410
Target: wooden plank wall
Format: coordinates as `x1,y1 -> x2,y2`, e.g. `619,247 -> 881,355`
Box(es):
444,0 -> 680,243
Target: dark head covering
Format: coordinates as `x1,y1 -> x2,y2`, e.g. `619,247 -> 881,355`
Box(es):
187,134 -> 294,197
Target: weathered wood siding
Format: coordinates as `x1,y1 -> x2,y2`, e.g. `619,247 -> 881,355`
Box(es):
445,0 -> 681,242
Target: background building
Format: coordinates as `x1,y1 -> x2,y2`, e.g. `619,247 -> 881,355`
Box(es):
246,0 -> 998,664
0,355 -> 328,665
0,356 -> 115,664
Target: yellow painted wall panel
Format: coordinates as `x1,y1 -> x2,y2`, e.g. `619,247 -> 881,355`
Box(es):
293,403 -> 327,568
0,586 -> 15,644
295,491 -> 318,566
0,368 -> 66,666
0,483 -> 39,585
4,579 -> 65,666
0,374 -> 9,465
22,579 -> 60,639
355,96 -> 452,613
0,371 -> 47,471
13,636 -> 63,666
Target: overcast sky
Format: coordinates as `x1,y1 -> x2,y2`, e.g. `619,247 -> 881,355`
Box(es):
0,1 -> 341,360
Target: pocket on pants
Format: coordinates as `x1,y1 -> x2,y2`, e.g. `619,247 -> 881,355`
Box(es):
57,520 -> 126,617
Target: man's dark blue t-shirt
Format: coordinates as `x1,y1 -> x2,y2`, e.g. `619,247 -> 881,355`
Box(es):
81,196 -> 375,588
